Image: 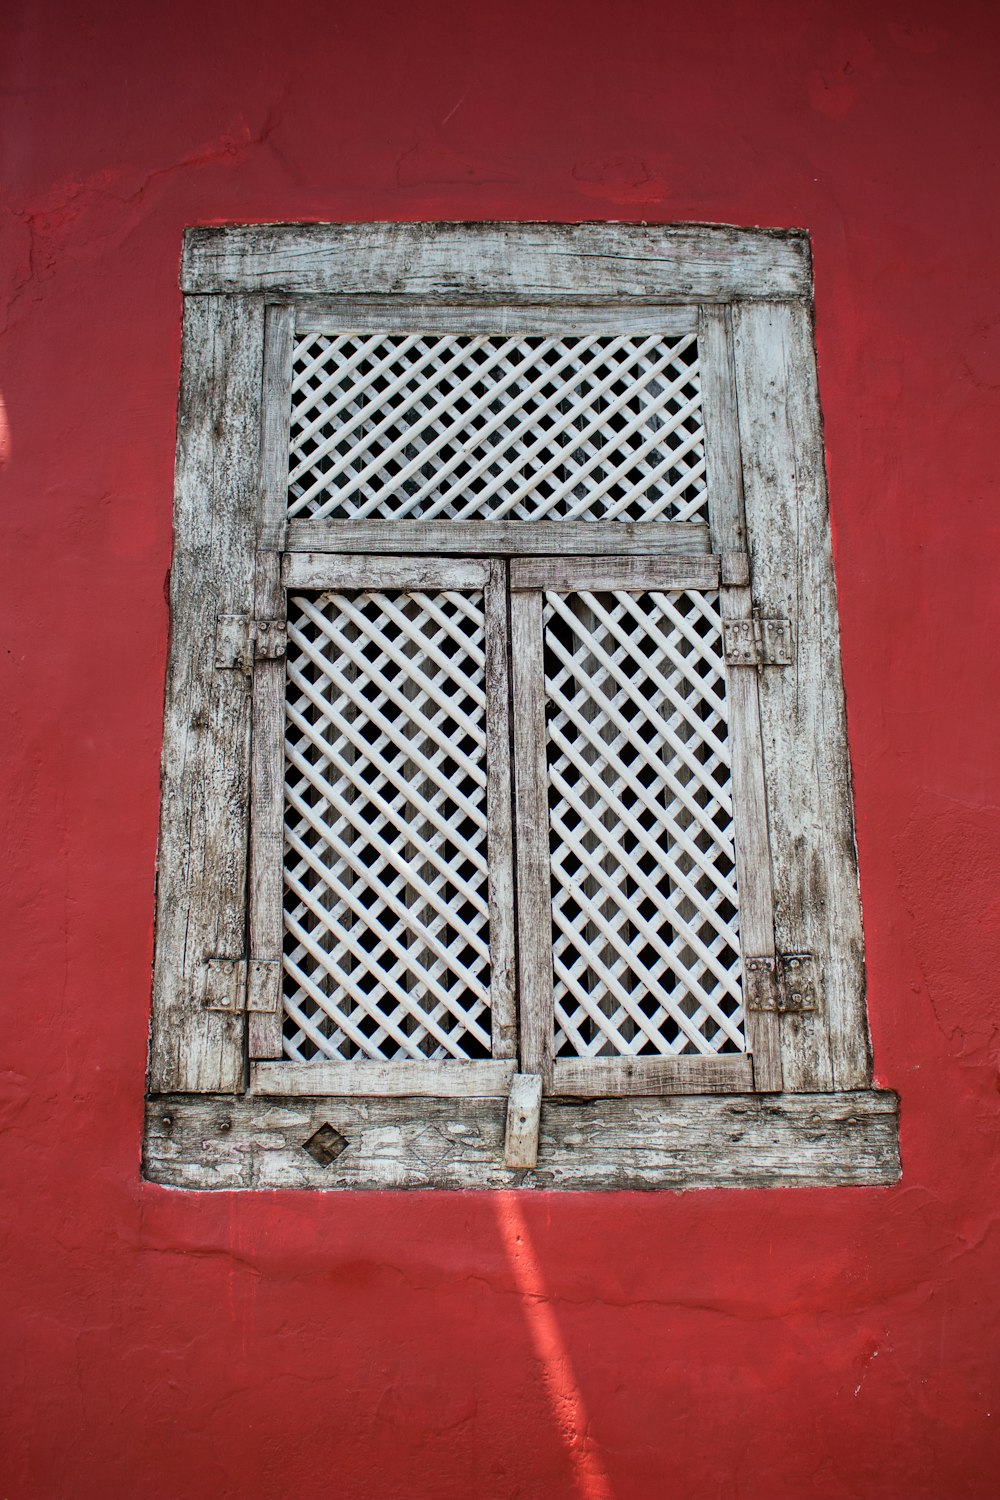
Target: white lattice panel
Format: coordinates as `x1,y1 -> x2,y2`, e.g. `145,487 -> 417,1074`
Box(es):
282,589 -> 496,1062
542,590 -> 745,1058
287,333 -> 706,524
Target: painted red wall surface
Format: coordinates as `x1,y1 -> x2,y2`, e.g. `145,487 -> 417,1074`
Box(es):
2,2 -> 999,1495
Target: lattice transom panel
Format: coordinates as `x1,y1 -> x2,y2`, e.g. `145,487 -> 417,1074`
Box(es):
282,589 -> 495,1062
542,590 -> 745,1058
287,333 -> 707,523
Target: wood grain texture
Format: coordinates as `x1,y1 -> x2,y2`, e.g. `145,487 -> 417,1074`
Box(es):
247,656 -> 285,1060
484,561 -> 518,1058
510,590 -> 555,1087
282,553 -> 490,591
510,554 -> 720,592
285,518 -> 713,558
182,222 -> 812,301
700,305 -> 782,1083
698,303 -> 747,555
504,1073 -> 542,1167
148,295 -> 265,1092
294,299 -> 699,336
248,304 -> 295,1059
255,302 -> 295,553
251,1060 -> 516,1097
733,301 -> 870,1090
552,1055 -> 752,1097
720,587 -> 782,1091
144,1088 -> 899,1190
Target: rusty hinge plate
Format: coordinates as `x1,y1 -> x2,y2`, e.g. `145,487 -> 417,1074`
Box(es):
722,617 -> 792,668
200,957 -> 247,1013
201,957 -> 282,1013
253,620 -> 286,660
744,952 -> 819,1013
214,615 -> 286,672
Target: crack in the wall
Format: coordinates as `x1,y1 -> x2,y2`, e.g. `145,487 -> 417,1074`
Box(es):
0,110 -> 284,335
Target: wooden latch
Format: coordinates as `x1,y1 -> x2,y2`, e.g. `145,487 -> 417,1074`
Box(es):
504,1073 -> 542,1169
722,616 -> 792,668
743,953 -> 820,1014
214,615 -> 286,672
200,957 -> 281,1013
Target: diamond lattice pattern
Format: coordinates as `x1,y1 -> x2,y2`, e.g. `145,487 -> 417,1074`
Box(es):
543,590 -> 745,1058
282,589 -> 494,1062
287,333 -> 706,523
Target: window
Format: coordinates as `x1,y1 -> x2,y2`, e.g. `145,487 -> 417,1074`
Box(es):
144,222 -> 899,1190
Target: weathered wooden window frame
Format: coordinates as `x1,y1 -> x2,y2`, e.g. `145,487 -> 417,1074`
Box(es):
144,222 -> 900,1190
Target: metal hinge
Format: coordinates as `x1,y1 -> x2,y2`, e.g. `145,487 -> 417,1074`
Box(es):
722,616 -> 792,668
214,615 -> 286,672
743,952 -> 820,1013
200,957 -> 247,1012
200,957 -> 281,1013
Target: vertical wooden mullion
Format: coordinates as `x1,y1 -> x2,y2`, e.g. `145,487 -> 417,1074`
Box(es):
659,614 -> 705,1047
697,305 -> 748,556
398,606 -> 434,1054
567,592 -> 622,1049
720,588 -> 782,1090
510,589 -> 555,1089
484,561 -> 517,1059
700,304 -> 781,1090
248,304 -> 295,1059
247,662 -> 286,1059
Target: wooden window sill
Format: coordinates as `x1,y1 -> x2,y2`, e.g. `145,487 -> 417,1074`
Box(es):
143,1089 -> 900,1191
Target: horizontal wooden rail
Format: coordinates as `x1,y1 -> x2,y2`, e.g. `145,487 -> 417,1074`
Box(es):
282,553 -> 490,591
284,519 -> 714,558
510,554 -> 722,591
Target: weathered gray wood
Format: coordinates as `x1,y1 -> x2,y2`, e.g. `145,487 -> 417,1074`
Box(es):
553,1055 -> 751,1096
285,518 -> 713,558
282,553 -> 490,592
251,1060 -> 516,1097
697,304 -> 747,555
733,301 -> 870,1090
248,303 -> 296,1060
295,299 -> 699,336
510,591 -> 555,1088
484,561 -> 518,1059
256,301 -> 296,553
720,587 -> 782,1091
144,1088 -> 899,1190
510,555 -> 721,592
504,1073 -> 542,1168
247,657 -> 285,1060
720,552 -> 750,587
149,295 -> 265,1092
182,223 -> 812,302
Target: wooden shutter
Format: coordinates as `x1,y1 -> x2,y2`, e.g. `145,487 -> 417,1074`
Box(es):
251,555 -> 517,1098
510,554 -> 782,1097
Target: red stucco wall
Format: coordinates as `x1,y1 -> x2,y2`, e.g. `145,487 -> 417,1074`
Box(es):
2,2 -> 999,1495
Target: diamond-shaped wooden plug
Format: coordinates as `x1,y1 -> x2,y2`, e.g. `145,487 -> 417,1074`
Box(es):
303,1122 -> 348,1166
